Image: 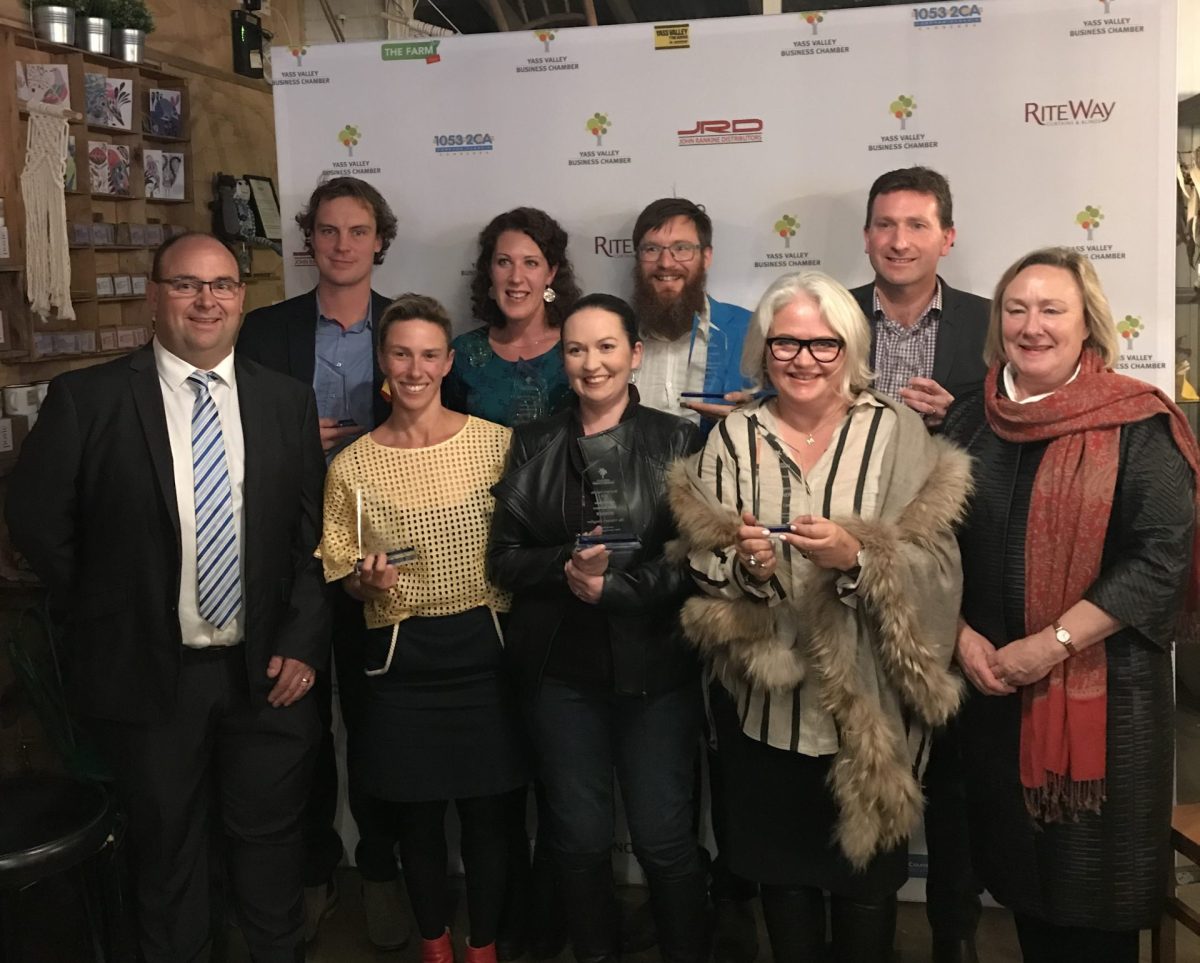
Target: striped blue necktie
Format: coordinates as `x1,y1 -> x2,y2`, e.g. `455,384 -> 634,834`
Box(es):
187,371 -> 241,629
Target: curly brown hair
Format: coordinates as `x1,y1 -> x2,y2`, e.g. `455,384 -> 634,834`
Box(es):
295,177 -> 398,265
469,208 -> 582,328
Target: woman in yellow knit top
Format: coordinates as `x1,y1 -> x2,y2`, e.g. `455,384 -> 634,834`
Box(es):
318,293 -> 527,963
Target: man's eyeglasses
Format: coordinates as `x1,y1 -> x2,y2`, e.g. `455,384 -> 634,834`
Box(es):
765,337 -> 845,364
636,241 -> 703,263
155,276 -> 245,299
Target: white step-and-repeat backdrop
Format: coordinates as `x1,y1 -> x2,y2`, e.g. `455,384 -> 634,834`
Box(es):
272,0 -> 1177,887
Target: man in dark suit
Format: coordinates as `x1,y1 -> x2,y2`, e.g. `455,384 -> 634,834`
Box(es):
851,165 -> 989,428
852,166 -> 988,963
237,176 -> 406,950
7,232 -> 329,963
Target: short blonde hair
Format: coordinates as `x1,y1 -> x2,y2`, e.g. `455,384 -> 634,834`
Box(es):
984,247 -> 1119,368
741,271 -> 873,399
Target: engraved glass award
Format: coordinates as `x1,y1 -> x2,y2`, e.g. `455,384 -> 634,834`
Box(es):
577,448 -> 641,551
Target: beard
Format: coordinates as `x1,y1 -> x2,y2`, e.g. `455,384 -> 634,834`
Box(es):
633,264 -> 708,341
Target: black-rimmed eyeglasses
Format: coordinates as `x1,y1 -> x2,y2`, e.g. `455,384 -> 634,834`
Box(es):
155,276 -> 245,299
636,241 -> 703,263
765,337 -> 845,364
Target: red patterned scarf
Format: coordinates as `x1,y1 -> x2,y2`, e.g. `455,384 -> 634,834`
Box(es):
984,350 -> 1200,822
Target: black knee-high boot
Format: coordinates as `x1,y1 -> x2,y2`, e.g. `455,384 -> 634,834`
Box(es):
760,885 -> 826,963
830,893 -> 896,963
559,856 -> 620,963
645,870 -> 709,963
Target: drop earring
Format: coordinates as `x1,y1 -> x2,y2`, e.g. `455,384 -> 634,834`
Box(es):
542,287 -> 557,303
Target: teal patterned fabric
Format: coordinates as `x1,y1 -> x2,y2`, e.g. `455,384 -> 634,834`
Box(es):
442,325 -> 572,428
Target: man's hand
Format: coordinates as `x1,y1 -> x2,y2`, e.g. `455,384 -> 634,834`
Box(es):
681,390 -> 752,421
318,417 -> 366,453
266,656 -> 316,707
898,377 -> 954,426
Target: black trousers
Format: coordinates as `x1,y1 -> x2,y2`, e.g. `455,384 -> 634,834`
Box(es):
303,588 -> 401,884
91,645 -> 318,963
922,715 -> 982,941
1013,913 -> 1140,963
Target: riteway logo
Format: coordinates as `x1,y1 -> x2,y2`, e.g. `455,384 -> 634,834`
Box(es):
381,40 -> 441,63
433,133 -> 494,155
594,236 -> 635,257
677,118 -> 763,147
912,4 -> 982,27
1025,99 -> 1115,125
1075,205 -> 1104,240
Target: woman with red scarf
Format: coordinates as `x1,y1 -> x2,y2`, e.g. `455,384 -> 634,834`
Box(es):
942,247 -> 1200,962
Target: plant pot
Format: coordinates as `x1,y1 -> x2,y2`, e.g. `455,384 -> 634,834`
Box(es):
31,5 -> 75,45
76,15 -> 111,55
110,27 -> 145,63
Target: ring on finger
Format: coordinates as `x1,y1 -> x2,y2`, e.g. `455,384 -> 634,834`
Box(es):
745,553 -> 760,568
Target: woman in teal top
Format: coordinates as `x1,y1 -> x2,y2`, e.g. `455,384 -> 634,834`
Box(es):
443,207 -> 582,427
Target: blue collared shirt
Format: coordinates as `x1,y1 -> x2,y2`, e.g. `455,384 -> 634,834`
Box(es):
314,297 -> 374,439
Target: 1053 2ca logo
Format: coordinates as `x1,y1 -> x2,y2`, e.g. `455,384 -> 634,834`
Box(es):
912,5 -> 982,26
678,118 -> 763,147
433,133 -> 494,154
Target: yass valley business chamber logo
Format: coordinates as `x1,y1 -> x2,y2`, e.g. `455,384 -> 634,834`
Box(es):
868,94 -> 939,153
273,45 -> 330,86
677,118 -> 763,147
318,123 -> 382,179
517,28 -> 579,74
1070,0 -> 1145,38
753,213 -> 822,270
781,11 -> 850,57
1068,203 -> 1125,260
1114,315 -> 1165,374
569,112 -> 632,167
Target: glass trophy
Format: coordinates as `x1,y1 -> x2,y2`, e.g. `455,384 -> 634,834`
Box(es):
511,360 -> 549,426
354,488 -> 417,571
577,448 -> 642,551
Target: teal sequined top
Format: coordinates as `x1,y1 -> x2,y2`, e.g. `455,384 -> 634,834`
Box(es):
442,325 -> 572,428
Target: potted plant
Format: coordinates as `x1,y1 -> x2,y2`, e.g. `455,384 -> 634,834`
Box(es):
108,0 -> 153,63
75,0 -> 113,55
23,0 -> 84,45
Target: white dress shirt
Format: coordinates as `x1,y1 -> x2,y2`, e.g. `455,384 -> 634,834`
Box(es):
154,339 -> 246,647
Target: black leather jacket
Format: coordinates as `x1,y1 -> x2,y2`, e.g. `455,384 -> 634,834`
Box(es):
488,397 -> 702,696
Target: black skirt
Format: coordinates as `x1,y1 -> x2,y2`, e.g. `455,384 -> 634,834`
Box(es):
710,683 -> 907,901
353,607 -> 530,803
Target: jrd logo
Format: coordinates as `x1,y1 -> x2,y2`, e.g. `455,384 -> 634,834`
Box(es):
678,118 -> 763,146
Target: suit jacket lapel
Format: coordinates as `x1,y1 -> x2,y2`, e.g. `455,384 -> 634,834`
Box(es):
129,346 -> 182,544
288,289 -> 319,386
235,355 -> 267,542
371,289 -> 391,427
931,279 -> 959,387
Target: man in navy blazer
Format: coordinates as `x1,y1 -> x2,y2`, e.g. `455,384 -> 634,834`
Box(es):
852,167 -> 988,963
8,233 -> 329,963
851,166 -> 990,428
237,176 -> 405,950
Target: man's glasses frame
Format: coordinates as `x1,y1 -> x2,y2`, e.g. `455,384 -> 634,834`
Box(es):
765,336 -> 845,364
635,241 -> 704,263
155,275 -> 245,299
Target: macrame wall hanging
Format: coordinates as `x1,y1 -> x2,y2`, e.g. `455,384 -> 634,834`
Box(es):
20,100 -> 75,321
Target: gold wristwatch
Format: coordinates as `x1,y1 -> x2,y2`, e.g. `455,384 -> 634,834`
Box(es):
1052,621 -> 1077,657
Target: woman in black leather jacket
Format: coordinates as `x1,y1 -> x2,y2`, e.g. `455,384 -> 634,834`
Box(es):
488,293 -> 706,963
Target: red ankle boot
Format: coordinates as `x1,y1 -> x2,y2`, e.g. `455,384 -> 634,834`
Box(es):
465,941 -> 497,963
422,930 -> 454,963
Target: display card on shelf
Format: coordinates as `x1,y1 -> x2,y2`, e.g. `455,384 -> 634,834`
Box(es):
146,88 -> 182,138
131,274 -> 147,295
112,275 -> 133,297
16,62 -> 70,108
99,328 -> 119,352
96,275 -> 115,298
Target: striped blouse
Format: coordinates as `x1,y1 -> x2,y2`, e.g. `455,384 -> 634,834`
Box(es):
688,392 -> 898,756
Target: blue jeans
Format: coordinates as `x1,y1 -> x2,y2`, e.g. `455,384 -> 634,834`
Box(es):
531,679 -> 702,879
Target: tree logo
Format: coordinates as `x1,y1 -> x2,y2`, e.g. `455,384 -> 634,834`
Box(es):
1098,0 -> 1115,13
1075,205 -> 1104,240
802,11 -> 825,34
1117,315 -> 1143,342
338,125 -> 361,157
290,45 -> 308,66
773,214 -> 799,250
585,112 -> 611,146
534,28 -> 555,52
889,94 -> 916,130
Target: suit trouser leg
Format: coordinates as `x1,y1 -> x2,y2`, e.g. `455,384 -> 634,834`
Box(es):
90,647 -> 315,963
301,665 -> 344,886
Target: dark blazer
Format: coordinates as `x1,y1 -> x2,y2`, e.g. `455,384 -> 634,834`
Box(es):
851,277 -> 991,400
6,345 -> 330,725
488,399 -> 702,697
238,288 -> 392,428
